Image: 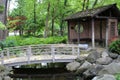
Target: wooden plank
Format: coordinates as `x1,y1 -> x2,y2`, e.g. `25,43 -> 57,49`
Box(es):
92,18 -> 95,48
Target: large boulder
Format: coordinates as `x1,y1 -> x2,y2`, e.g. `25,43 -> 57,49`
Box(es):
92,74 -> 116,80
76,56 -> 86,64
99,62 -> 120,75
0,65 -> 5,73
101,50 -> 109,58
4,76 -> 11,80
109,52 -> 118,59
96,57 -> 112,65
76,61 -> 92,74
86,50 -> 101,63
66,61 -> 80,71
83,64 -> 104,78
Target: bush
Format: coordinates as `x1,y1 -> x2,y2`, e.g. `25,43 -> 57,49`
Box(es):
109,39 -> 120,54
4,36 -> 67,47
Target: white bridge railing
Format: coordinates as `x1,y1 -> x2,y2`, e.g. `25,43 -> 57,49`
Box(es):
0,44 -> 85,65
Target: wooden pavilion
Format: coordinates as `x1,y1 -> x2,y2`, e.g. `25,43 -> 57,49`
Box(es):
65,3 -> 120,48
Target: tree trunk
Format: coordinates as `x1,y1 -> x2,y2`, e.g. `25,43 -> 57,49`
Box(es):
4,0 -> 8,25
92,0 -> 98,8
51,8 -> 55,36
86,0 -> 89,10
33,0 -> 37,36
44,2 -> 50,38
82,0 -> 86,10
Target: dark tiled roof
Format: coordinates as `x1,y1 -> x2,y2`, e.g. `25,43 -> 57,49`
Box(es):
65,4 -> 119,20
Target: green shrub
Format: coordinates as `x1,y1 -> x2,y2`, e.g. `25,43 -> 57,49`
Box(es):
109,39 -> 120,54
4,36 -> 67,47
116,74 -> 120,80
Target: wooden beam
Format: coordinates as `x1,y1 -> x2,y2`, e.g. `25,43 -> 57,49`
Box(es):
106,19 -> 109,49
100,20 -> 102,39
77,21 -> 80,44
92,18 -> 95,48
67,21 -> 70,43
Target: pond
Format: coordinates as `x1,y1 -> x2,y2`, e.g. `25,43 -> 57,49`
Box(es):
9,68 -> 82,80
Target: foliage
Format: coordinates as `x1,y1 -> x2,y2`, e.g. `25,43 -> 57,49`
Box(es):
0,21 -> 6,30
115,74 -> 120,80
1,36 -> 67,48
109,39 -> 120,54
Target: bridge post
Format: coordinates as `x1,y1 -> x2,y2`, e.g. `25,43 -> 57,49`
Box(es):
72,46 -> 75,55
51,46 -> 55,62
7,48 -> 10,58
27,46 -> 32,64
1,51 -> 4,65
77,46 -> 80,56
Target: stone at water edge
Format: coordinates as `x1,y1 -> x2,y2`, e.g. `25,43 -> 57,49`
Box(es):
83,64 -> 104,78
96,57 -> 112,65
0,65 -> 5,72
75,56 -> 86,63
101,50 -> 109,58
109,52 -> 118,59
86,50 -> 101,63
76,61 -> 92,74
66,61 -> 80,71
4,76 -> 11,80
98,62 -> 120,75
92,74 -> 116,80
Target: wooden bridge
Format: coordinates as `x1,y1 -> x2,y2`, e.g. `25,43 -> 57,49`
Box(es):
0,44 -> 83,67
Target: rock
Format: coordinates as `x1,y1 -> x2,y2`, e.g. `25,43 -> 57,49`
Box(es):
66,61 -> 80,71
99,62 -> 120,75
4,76 -> 11,80
76,61 -> 92,74
83,64 -> 104,78
96,57 -> 112,65
0,65 -> 5,72
76,56 -> 86,64
92,74 -> 116,80
109,53 -> 118,59
101,50 -> 109,58
114,55 -> 120,62
86,50 -> 101,63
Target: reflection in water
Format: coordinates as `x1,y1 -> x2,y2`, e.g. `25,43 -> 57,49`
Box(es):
10,73 -> 82,80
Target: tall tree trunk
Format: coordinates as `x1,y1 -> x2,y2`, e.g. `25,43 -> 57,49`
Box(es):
92,0 -> 98,8
82,0 -> 86,10
86,0 -> 89,10
4,0 -> 8,25
44,2 -> 50,38
51,8 -> 55,36
33,0 -> 37,36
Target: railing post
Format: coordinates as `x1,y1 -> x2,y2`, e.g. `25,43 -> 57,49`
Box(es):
72,46 -> 75,55
27,46 -> 32,64
7,48 -> 10,58
51,46 -> 55,62
77,46 -> 80,56
1,51 -> 4,65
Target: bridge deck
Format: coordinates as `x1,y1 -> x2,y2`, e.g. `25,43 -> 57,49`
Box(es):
0,44 -> 87,66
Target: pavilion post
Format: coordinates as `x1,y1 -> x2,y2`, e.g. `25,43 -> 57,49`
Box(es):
77,21 -> 80,44
92,18 -> 95,48
105,19 -> 109,49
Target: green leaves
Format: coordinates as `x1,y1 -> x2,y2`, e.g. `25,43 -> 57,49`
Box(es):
109,39 -> 120,54
0,21 -> 6,30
